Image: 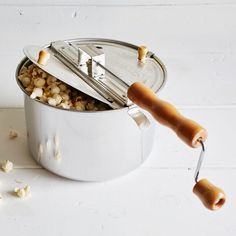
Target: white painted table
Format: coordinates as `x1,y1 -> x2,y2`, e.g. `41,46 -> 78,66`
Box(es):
0,108 -> 235,235
1,0 -> 236,234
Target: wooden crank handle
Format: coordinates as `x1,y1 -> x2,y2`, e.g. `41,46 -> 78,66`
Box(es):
127,82 -> 208,148
193,179 -> 226,210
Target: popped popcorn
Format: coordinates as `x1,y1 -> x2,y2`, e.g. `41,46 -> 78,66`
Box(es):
58,83 -> 67,92
75,101 -> 86,111
50,85 -> 60,95
46,75 -> 57,85
60,92 -> 70,102
18,64 -> 110,111
1,160 -> 13,173
14,185 -> 31,198
21,76 -> 31,87
52,94 -> 62,105
48,97 -> 57,106
59,103 -> 70,109
30,87 -> 43,99
34,78 -> 45,87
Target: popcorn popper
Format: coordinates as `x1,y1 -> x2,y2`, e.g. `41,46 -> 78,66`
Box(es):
16,38 -> 225,210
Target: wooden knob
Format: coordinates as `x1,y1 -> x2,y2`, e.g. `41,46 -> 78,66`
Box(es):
37,50 -> 50,65
193,179 -> 226,210
127,82 -> 207,148
138,46 -> 148,62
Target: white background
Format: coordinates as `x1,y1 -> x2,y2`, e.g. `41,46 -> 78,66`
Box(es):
0,1 -> 236,235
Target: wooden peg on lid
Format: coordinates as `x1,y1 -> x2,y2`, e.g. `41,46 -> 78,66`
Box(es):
138,46 -> 148,62
37,50 -> 50,65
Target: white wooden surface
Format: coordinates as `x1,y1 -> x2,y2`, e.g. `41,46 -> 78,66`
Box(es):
0,0 -> 235,235
0,0 -> 235,5
0,1 -> 236,106
0,108 -> 235,235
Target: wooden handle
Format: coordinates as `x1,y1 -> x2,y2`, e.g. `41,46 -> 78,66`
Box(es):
193,179 -> 226,210
127,82 -> 207,148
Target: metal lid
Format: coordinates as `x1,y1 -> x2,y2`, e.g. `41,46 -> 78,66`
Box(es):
24,38 -> 166,109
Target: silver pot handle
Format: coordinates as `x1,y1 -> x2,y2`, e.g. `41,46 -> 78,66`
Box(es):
128,106 -> 150,129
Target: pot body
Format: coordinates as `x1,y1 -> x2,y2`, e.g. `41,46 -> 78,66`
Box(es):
24,95 -> 155,181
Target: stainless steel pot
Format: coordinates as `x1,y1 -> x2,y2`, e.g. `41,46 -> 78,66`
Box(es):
16,38 -> 226,210
23,93 -> 155,181
16,38 -> 166,181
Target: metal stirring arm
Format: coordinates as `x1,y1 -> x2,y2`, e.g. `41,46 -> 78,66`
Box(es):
50,41 -> 130,109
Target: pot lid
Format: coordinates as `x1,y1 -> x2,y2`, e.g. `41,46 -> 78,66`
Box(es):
24,38 -> 166,109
